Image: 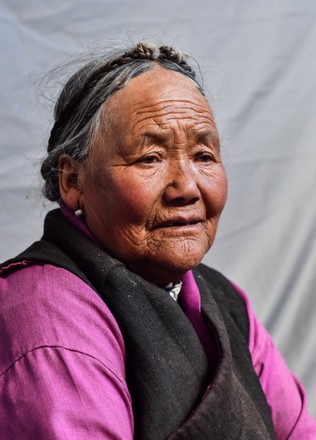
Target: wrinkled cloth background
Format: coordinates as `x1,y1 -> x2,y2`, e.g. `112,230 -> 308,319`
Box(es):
1,0 -> 315,416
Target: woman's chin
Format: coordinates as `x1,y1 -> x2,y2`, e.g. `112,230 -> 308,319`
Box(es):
130,247 -> 209,285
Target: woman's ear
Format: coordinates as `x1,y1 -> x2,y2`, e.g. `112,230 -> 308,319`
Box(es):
58,155 -> 84,211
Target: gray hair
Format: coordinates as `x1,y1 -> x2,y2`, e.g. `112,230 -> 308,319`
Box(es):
41,41 -> 205,201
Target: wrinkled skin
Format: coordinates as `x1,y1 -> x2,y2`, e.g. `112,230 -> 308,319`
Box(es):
60,67 -> 227,285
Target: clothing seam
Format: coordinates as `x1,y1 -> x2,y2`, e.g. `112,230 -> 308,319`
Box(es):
0,344 -> 127,387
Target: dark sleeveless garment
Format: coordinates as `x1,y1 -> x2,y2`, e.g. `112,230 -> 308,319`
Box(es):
1,209 -> 276,439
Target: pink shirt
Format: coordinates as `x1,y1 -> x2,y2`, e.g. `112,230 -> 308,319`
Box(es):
0,212 -> 315,438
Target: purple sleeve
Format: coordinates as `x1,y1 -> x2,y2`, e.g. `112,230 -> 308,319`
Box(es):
231,281 -> 316,439
0,264 -> 134,439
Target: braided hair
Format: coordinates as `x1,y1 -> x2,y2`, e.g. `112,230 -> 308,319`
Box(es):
41,41 -> 204,201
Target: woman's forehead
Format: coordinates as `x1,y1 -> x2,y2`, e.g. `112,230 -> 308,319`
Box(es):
103,67 -> 213,129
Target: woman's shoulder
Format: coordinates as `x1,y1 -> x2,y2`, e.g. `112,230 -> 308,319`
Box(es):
195,264 -> 249,316
0,262 -> 126,381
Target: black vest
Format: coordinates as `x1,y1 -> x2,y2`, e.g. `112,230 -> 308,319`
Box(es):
1,209 -> 276,439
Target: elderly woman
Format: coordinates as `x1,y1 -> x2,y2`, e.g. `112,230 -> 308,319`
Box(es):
0,42 -> 315,439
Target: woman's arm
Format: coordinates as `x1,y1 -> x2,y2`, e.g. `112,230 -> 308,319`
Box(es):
0,264 -> 134,439
232,281 -> 316,439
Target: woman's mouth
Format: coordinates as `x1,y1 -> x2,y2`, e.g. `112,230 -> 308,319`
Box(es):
159,220 -> 200,227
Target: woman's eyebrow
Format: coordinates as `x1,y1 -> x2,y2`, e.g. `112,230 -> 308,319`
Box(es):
139,128 -> 221,149
141,132 -> 169,144
194,129 -> 220,147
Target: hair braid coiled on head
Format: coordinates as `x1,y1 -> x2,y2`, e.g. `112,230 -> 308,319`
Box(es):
41,41 -> 204,202
125,42 -> 194,76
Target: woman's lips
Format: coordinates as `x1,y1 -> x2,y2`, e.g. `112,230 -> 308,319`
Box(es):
153,217 -> 204,229
159,220 -> 200,227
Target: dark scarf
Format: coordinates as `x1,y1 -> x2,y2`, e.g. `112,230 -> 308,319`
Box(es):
2,209 -> 276,439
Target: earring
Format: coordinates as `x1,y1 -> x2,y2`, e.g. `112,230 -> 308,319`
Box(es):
74,202 -> 83,217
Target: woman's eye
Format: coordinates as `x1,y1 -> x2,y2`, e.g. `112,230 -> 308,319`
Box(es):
138,155 -> 160,164
196,152 -> 216,163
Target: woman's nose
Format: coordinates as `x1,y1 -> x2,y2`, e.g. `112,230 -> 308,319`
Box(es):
163,161 -> 200,205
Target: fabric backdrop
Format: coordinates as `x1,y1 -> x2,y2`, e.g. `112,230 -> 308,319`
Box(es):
1,0 -> 315,416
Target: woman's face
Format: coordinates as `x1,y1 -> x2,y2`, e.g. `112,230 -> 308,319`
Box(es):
80,67 -> 227,284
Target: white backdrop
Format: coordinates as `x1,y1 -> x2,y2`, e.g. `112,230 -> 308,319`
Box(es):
1,0 -> 316,416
